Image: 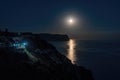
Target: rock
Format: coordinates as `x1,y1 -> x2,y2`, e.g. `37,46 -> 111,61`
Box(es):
0,36 -> 94,80
34,33 -> 69,41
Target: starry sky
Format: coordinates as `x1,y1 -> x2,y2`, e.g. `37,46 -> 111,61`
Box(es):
0,0 -> 120,38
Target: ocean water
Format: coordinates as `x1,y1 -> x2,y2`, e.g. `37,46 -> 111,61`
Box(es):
50,39 -> 120,80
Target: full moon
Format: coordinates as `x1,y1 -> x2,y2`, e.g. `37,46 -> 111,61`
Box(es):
69,18 -> 73,24
64,15 -> 80,27
67,17 -> 75,26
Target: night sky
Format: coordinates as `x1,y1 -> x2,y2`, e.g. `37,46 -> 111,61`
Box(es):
0,0 -> 120,38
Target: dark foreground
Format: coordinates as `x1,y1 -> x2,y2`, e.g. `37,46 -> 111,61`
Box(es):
0,36 -> 94,80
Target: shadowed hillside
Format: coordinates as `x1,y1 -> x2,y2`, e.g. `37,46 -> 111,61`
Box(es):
0,36 -> 94,80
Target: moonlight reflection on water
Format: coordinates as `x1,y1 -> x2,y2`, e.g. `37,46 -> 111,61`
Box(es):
67,39 -> 76,64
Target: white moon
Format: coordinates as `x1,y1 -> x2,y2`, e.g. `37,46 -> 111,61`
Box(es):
63,15 -> 80,28
67,17 -> 75,26
69,18 -> 73,23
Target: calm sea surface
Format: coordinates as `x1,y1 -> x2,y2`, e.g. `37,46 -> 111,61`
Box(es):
50,39 -> 120,80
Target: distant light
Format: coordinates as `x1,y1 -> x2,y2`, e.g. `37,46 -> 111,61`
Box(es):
13,42 -> 28,49
22,42 -> 27,46
20,42 -> 28,48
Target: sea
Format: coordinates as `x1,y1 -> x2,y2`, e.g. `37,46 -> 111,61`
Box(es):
50,39 -> 120,80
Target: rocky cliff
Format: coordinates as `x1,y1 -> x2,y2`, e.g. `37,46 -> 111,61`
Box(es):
34,33 -> 69,41
0,36 -> 94,80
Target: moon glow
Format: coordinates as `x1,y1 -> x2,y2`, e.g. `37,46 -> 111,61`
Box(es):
63,14 -> 80,28
67,17 -> 75,26
68,18 -> 73,24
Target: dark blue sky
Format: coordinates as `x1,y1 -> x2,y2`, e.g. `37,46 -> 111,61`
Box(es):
0,0 -> 120,34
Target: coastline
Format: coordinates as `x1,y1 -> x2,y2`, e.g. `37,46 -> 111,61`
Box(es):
0,35 -> 94,80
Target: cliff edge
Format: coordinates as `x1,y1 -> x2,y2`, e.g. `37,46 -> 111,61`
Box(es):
0,36 -> 94,80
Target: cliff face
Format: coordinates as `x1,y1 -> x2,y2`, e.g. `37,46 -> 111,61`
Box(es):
34,34 -> 69,41
0,37 -> 94,80
0,31 -> 69,41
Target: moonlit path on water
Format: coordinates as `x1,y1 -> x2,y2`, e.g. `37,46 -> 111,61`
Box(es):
50,39 -> 120,80
67,39 -> 76,64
